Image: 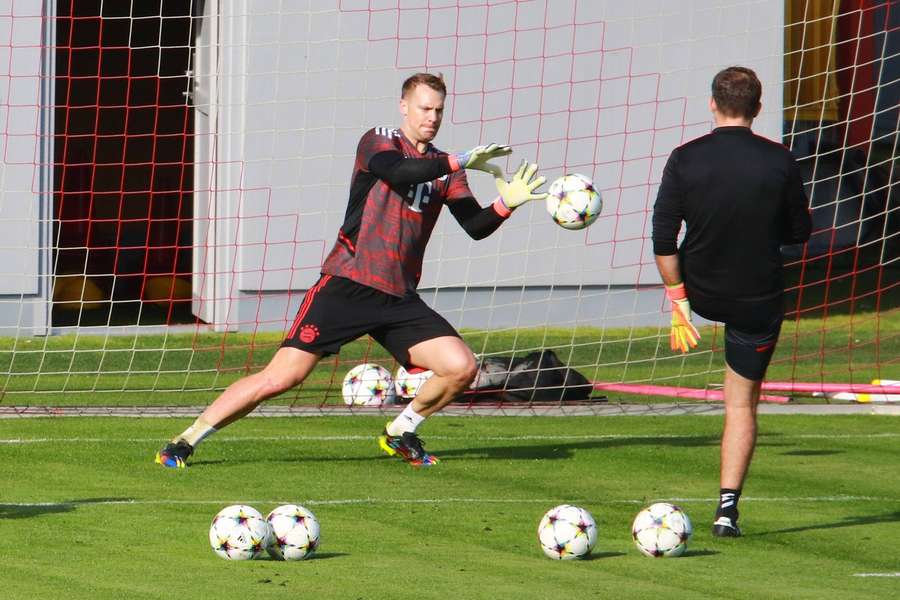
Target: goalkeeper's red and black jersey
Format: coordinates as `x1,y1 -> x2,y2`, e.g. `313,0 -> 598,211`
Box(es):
321,127 -> 474,297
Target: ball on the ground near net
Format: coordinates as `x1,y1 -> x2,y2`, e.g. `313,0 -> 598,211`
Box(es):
545,173 -> 602,230
537,504 -> 598,560
208,504 -> 272,561
266,504 -> 320,561
631,502 -> 693,558
394,365 -> 434,399
342,363 -> 397,406
52,275 -> 106,310
142,275 -> 191,306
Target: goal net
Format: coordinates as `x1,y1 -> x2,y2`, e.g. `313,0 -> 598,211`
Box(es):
0,0 -> 897,414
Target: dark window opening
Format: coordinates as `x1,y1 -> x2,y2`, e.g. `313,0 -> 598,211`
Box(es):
54,0 -> 197,326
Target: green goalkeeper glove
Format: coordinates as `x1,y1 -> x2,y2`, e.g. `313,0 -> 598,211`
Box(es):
454,143 -> 512,176
665,282 -> 700,353
495,160 -> 548,211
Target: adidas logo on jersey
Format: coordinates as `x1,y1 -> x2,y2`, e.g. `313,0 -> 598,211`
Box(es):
375,127 -> 398,138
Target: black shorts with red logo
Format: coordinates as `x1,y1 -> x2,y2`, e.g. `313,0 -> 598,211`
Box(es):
689,292 -> 784,381
282,274 -> 460,366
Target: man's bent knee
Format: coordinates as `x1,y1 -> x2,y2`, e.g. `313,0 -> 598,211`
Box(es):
444,356 -> 477,390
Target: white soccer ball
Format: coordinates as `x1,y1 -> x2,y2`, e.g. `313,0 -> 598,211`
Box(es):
342,363 -> 396,406
537,504 -> 598,560
545,173 -> 603,230
632,502 -> 693,558
209,504 -> 272,561
266,504 -> 320,561
394,365 -> 434,399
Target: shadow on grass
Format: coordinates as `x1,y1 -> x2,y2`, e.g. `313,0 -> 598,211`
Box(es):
779,449 -> 844,456
187,436 -> 721,465
255,552 -> 348,561
749,511 -> 900,537
183,459 -> 229,467
581,551 -> 627,560
435,437 -> 719,460
682,549 -> 719,557
0,497 -> 131,519
187,433 -> 804,465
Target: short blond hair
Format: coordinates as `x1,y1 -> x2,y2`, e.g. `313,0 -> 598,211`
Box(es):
401,72 -> 446,98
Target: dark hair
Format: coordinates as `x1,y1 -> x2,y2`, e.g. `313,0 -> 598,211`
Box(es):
401,72 -> 446,98
711,66 -> 761,120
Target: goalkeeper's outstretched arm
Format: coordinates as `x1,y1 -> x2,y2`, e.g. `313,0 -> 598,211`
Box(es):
447,196 -> 508,240
367,143 -> 512,189
447,160 -> 548,240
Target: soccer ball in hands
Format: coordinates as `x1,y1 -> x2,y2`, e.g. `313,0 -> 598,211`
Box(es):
266,504 -> 320,561
394,365 -> 433,399
342,363 -> 397,406
631,502 -> 693,557
537,504 -> 598,560
209,504 -> 272,560
545,173 -> 602,230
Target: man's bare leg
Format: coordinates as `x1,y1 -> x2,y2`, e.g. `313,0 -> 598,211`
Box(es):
378,336 -> 477,466
714,364 -> 762,536
156,347 -> 321,467
200,347 -> 322,428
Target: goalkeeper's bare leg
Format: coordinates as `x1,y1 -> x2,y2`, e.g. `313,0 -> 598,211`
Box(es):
378,336 -> 477,466
156,347 -> 321,468
713,365 -> 762,536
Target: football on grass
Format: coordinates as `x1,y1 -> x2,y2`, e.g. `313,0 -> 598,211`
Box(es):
394,365 -> 433,399
266,504 -> 320,561
632,502 -> 693,557
209,504 -> 271,560
537,504 -> 598,559
342,363 -> 396,406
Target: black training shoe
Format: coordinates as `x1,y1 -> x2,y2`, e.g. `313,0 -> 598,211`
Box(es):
155,440 -> 194,469
378,427 -> 439,467
712,516 -> 742,537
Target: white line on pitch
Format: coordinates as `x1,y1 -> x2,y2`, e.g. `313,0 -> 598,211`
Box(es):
0,495 -> 895,509
853,573 -> 900,577
1,432 -> 898,444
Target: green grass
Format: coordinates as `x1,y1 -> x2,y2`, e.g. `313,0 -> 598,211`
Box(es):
1,415 -> 898,599
1,307 -> 897,405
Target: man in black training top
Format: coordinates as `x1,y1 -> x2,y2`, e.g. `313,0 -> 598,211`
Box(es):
652,66 -> 811,536
156,72 -> 547,468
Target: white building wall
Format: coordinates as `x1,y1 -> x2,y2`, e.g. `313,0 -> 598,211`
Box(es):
0,0 -> 51,334
206,0 -> 783,330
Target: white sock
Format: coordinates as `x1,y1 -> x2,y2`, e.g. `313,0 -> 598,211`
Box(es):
175,417 -> 217,447
387,404 -> 425,436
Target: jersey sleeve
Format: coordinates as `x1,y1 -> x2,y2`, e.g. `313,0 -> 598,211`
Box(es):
781,156 -> 813,244
356,128 -> 400,172
361,128 -> 457,187
652,149 -> 685,256
444,169 -> 474,203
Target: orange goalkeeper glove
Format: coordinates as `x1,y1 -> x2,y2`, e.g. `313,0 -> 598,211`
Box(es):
665,282 -> 700,353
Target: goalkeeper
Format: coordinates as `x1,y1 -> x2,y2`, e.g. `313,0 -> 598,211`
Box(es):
156,72 -> 547,469
651,66 -> 811,537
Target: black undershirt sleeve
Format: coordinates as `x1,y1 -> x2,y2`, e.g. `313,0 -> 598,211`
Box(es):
368,150 -> 454,188
448,196 -> 505,240
782,159 -> 813,244
652,150 -> 684,256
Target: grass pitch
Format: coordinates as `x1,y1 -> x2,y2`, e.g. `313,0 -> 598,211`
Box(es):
1,306 -> 896,405
1,414 -> 898,599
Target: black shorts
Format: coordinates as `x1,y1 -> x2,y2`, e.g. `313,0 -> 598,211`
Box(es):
282,274 -> 460,366
689,292 -> 784,381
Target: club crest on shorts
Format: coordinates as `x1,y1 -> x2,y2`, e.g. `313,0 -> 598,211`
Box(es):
298,324 -> 320,343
